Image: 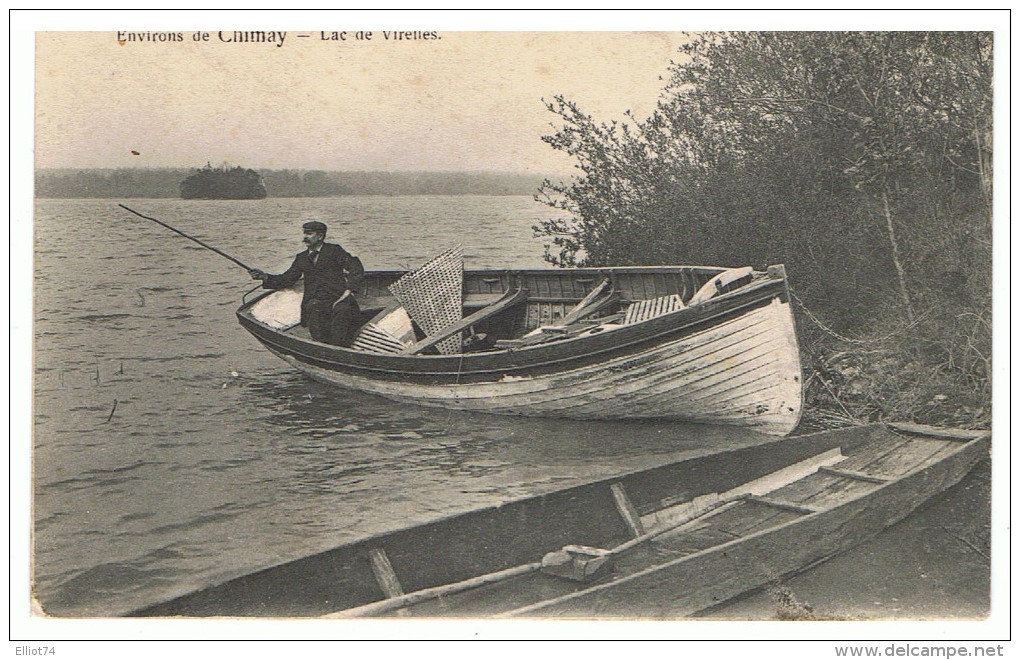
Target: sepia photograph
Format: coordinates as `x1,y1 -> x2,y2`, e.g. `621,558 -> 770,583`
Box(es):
12,8 -> 1008,651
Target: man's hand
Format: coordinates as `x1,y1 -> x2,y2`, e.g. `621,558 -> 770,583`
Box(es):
249,269 -> 268,281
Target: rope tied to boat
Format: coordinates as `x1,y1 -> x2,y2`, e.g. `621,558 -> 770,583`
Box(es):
454,352 -> 466,387
789,288 -> 928,346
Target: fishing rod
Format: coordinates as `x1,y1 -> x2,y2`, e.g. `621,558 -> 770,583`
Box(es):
118,204 -> 254,272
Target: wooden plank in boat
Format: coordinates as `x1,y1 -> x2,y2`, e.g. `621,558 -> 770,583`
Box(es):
655,506 -> 800,557
888,422 -> 990,441
725,506 -> 806,538
862,437 -> 952,476
400,287 -> 527,355
334,562 -> 543,618
642,448 -> 845,550
922,437 -> 981,467
743,496 -> 820,515
623,294 -> 685,325
641,448 -> 843,530
700,500 -> 796,539
833,436 -> 912,473
613,448 -> 843,556
645,524 -> 746,557
818,466 -> 890,484
352,306 -> 416,354
610,483 -> 645,538
368,548 -> 404,599
386,542 -> 685,617
627,431 -> 876,518
465,292 -> 510,307
359,291 -> 506,315
382,563 -> 579,618
559,279 -> 617,326
766,472 -> 876,512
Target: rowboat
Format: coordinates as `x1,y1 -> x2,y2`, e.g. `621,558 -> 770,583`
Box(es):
130,423 -> 988,618
236,260 -> 803,435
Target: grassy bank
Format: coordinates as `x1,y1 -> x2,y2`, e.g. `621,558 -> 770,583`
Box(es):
795,299 -> 991,433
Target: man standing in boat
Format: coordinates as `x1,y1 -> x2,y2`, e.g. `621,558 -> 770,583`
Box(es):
249,221 -> 364,346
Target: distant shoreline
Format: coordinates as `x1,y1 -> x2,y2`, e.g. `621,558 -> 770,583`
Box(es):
35,168 -> 551,199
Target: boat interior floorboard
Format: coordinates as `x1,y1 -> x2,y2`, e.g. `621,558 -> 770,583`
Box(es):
698,502 -> 800,538
925,438 -> 975,464
835,437 -> 914,473
865,437 -> 952,475
770,472 -> 877,510
650,524 -> 749,556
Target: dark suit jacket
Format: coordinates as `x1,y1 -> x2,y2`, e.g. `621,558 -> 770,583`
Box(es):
263,243 -> 365,325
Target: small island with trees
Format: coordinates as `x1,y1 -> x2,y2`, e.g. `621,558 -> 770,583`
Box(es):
179,163 -> 268,199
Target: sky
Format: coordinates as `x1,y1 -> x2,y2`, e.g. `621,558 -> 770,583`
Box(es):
34,30 -> 688,174
28,11 -> 1005,177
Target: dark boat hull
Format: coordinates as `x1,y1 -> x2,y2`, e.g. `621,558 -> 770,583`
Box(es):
127,424 -> 989,618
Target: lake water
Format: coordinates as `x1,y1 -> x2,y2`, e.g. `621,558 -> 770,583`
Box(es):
32,196 -> 775,617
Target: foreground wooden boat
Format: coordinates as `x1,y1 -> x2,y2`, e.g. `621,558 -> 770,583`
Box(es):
130,423 -> 988,618
237,263 -> 803,435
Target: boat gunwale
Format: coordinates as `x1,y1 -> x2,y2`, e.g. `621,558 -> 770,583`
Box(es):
349,265 -> 735,279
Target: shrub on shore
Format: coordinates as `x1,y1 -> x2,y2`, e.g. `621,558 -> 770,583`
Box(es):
534,32 -> 992,430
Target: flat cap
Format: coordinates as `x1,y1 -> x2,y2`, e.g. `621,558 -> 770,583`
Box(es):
302,221 -> 327,233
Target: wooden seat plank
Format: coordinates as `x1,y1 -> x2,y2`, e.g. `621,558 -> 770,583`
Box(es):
359,292 -> 505,316
559,279 -> 615,326
401,287 -> 527,355
818,466 -> 890,484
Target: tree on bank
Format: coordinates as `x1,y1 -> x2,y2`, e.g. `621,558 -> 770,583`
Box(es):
536,32 -> 992,427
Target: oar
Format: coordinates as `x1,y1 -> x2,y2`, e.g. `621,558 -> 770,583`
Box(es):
118,204 -> 254,272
